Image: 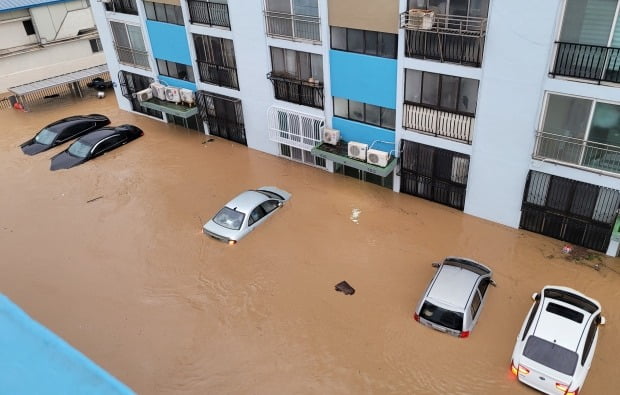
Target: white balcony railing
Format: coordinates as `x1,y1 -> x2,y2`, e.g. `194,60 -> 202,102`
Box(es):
267,106 -> 324,151
534,132 -> 620,175
264,11 -> 321,43
403,103 -> 473,144
400,10 -> 487,37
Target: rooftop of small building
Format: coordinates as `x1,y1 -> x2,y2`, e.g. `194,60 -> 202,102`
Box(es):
0,0 -> 73,12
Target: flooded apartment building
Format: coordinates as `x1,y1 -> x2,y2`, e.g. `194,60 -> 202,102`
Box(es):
90,0 -> 620,257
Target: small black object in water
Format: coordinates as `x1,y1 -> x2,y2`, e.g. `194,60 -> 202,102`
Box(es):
335,281 -> 355,295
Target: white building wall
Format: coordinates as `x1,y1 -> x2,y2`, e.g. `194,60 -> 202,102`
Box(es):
0,18 -> 38,49
30,0 -> 92,42
464,0 -> 563,228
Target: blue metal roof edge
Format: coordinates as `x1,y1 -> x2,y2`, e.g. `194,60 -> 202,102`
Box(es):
0,294 -> 136,395
0,0 -> 71,13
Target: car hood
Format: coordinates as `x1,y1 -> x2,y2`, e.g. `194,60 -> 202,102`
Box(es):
50,152 -> 84,171
202,219 -> 244,242
20,139 -> 50,155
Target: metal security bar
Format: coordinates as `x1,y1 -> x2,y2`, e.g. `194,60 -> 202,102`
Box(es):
267,73 -> 324,109
533,131 -> 620,175
520,170 -> 620,252
267,106 -> 324,151
399,140 -> 469,210
264,11 -> 320,43
195,90 -> 246,145
551,42 -> 620,84
403,103 -> 473,144
104,0 -> 138,15
187,0 -> 231,28
196,60 -> 239,89
400,12 -> 487,37
404,30 -> 483,66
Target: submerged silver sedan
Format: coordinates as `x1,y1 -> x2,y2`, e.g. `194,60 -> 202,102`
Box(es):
202,186 -> 292,244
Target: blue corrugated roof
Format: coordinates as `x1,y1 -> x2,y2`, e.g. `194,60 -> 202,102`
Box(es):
0,294 -> 135,394
0,0 -> 71,12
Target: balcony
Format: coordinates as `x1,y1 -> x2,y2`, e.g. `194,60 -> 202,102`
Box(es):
114,45 -> 150,69
104,0 -> 138,16
534,131 -> 620,175
551,42 -> 620,84
264,11 -> 320,43
267,72 -> 324,109
400,10 -> 487,66
267,106 -> 324,151
187,0 -> 231,29
403,103 -> 474,144
196,60 -> 238,89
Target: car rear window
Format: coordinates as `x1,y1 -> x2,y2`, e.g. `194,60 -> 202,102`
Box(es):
213,207 -> 244,230
443,258 -> 490,276
523,335 -> 578,376
420,301 -> 463,331
544,288 -> 598,314
546,302 -> 584,323
256,190 -> 283,200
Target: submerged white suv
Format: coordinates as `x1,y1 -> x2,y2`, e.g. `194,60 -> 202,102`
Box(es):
511,286 -> 605,395
413,257 -> 495,338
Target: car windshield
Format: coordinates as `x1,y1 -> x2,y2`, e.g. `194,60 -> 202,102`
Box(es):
213,207 -> 244,230
67,140 -> 92,158
523,335 -> 578,376
420,301 -> 463,331
34,128 -> 58,145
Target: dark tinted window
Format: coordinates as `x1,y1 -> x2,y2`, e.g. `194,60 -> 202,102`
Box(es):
249,206 -> 266,225
261,200 -> 279,214
257,190 -> 283,200
330,26 -> 397,58
420,301 -> 463,331
93,135 -> 125,155
544,288 -> 599,314
470,291 -> 482,317
522,300 -> 540,341
523,336 -> 578,375
546,302 -> 584,323
478,278 -> 490,298
581,318 -> 599,365
333,97 -> 396,130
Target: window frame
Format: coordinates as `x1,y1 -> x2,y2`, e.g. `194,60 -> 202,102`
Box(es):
330,26 -> 397,59
333,97 -> 396,130
144,1 -> 184,25
23,19 -> 36,36
156,58 -> 195,82
270,47 -> 323,82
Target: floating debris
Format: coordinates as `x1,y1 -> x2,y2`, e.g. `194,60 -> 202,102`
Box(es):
350,208 -> 361,224
86,196 -> 103,203
335,281 -> 355,295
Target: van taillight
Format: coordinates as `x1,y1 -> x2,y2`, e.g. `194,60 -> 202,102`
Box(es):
459,331 -> 470,338
413,312 -> 420,322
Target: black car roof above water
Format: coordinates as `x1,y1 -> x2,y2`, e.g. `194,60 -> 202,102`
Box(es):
77,127 -> 121,145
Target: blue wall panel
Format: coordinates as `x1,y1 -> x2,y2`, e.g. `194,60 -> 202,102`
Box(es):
157,76 -> 196,91
332,117 -> 396,153
146,21 -> 191,65
329,50 -> 397,109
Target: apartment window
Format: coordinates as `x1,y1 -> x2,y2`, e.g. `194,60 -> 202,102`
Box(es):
264,0 -> 320,42
266,0 -> 319,16
331,27 -> 397,59
270,47 -> 323,81
144,1 -> 184,25
23,20 -> 35,36
407,0 -> 489,18
104,0 -> 139,16
333,97 -> 395,130
110,22 -> 149,68
537,94 -> 620,173
89,38 -> 103,53
404,69 -> 478,115
156,59 -> 195,82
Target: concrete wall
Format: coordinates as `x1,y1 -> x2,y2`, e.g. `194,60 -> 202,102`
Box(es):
328,0 -> 399,34
0,39 -> 105,91
30,0 -> 92,42
0,18 -> 38,50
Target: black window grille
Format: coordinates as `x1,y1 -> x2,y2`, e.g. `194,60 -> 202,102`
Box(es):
117,70 -> 163,119
187,0 -> 231,29
330,27 -> 397,59
195,91 -> 246,145
520,170 -> 620,252
193,34 -> 239,89
399,140 -> 469,210
104,0 -> 139,16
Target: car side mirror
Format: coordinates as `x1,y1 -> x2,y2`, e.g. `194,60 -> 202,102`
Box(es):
597,315 -> 606,326
490,279 -> 497,287
277,202 -> 283,207
532,293 -> 540,301
431,262 -> 440,268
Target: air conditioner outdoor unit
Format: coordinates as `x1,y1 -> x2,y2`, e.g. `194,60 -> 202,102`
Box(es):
179,88 -> 195,106
150,82 -> 166,100
347,141 -> 368,161
366,148 -> 390,167
136,88 -> 153,102
165,86 -> 181,103
322,127 -> 340,145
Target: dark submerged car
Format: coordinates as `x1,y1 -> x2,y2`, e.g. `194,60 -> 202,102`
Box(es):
50,124 -> 143,171
20,114 -> 110,155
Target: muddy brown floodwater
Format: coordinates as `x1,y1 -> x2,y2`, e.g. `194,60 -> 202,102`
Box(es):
1,95 -> 619,395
